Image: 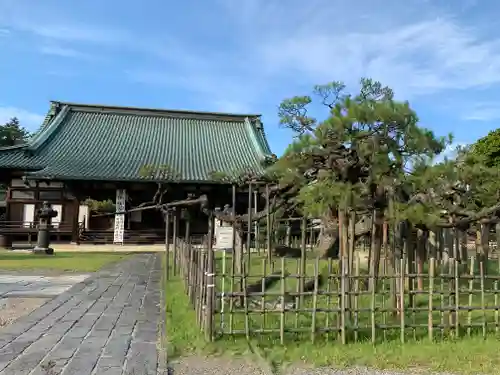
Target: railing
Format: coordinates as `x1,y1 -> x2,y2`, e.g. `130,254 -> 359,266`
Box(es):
174,236 -> 210,337
0,221 -> 76,232
0,221 -> 86,247
79,228 -> 167,245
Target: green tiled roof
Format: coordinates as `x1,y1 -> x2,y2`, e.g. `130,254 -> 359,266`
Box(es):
0,102 -> 274,182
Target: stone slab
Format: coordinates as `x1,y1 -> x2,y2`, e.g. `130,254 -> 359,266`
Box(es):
0,254 -> 163,375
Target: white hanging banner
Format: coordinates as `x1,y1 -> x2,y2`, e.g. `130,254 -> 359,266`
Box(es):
78,205 -> 89,229
113,189 -> 127,244
51,204 -> 62,229
23,204 -> 35,228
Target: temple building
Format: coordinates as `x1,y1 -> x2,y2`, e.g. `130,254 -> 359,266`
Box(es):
0,101 -> 273,246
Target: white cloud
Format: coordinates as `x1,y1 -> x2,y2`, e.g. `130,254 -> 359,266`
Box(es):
2,0 -> 499,133
127,68 -> 260,114
213,0 -> 500,100
31,25 -> 126,44
259,18 -> 500,98
38,45 -> 96,60
3,0 -> 499,102
0,1 -> 128,45
433,142 -> 467,163
45,70 -> 78,78
124,0 -> 500,117
0,107 -> 44,131
461,102 -> 500,122
211,100 -> 254,115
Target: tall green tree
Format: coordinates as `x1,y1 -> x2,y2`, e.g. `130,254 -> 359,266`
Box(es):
0,117 -> 30,147
407,145 -> 500,263
273,78 -> 451,257
468,128 -> 500,168
406,149 -> 500,224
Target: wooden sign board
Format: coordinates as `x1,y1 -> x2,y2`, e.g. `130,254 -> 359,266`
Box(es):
214,226 -> 234,250
213,220 -> 242,251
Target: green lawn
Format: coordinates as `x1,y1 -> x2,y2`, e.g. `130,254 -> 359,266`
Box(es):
165,252 -> 500,374
164,268 -> 213,358
0,250 -> 132,272
214,253 -> 500,342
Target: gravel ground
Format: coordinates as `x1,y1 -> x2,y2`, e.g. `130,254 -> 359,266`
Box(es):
169,355 -> 269,375
168,356 -> 456,375
284,366 -> 454,375
0,297 -> 49,328
0,269 -> 75,276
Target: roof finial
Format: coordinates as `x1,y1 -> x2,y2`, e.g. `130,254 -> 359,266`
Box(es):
254,117 -> 262,129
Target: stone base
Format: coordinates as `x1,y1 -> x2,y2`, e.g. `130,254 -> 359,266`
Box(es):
0,234 -> 12,248
32,247 -> 55,255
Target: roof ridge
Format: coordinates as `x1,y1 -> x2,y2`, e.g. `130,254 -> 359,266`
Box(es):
26,105 -> 70,153
0,103 -> 275,181
244,117 -> 273,159
0,143 -> 27,151
52,101 -> 261,120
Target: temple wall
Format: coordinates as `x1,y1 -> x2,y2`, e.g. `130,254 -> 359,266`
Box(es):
0,177 -> 252,245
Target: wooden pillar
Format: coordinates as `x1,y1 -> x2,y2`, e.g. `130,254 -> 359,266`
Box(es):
71,198 -> 80,244
1,188 -> 12,248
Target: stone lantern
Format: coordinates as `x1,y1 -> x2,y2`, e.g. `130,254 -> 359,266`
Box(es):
33,201 -> 58,255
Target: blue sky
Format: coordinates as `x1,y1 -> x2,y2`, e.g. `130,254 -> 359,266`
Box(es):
0,0 -> 499,156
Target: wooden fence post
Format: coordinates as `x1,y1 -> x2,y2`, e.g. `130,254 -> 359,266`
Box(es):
172,207 -> 178,276
205,213 -> 215,342
164,209 -> 171,281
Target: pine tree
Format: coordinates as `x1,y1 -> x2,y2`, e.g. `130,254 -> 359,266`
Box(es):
0,117 -> 30,147
274,78 -> 451,258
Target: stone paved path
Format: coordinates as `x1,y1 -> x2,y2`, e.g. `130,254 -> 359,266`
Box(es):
0,253 -> 163,375
0,275 -> 90,299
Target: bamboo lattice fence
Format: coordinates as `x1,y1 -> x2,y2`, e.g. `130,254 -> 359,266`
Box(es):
164,186 -> 500,344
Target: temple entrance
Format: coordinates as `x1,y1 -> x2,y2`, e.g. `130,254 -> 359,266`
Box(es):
129,208 -> 164,231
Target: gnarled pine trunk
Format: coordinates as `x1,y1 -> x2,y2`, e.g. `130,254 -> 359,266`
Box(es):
317,212 -> 373,259
317,211 -> 340,258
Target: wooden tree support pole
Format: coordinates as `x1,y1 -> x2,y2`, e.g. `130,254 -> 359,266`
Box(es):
172,207 -> 178,276
164,209 -> 171,281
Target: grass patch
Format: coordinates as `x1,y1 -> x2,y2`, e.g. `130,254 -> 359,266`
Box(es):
242,335 -> 500,374
164,252 -> 500,374
0,250 -> 131,272
164,258 -> 249,359
164,267 -> 210,358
